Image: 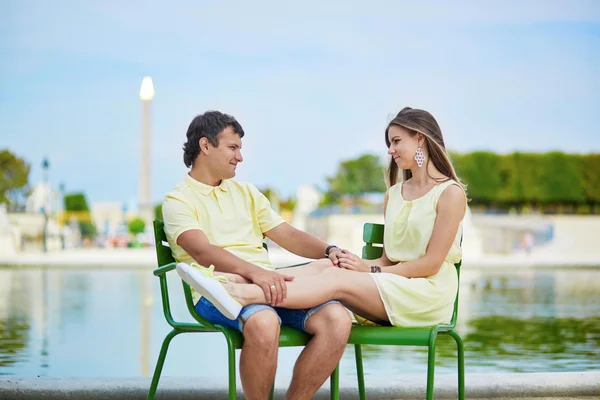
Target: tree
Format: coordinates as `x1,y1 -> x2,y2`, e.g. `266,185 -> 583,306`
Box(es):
0,149 -> 31,211
128,217 -> 146,235
279,197 -> 297,212
64,193 -> 91,212
154,203 -> 163,221
324,154 -> 386,204
539,152 -> 585,206
497,153 -> 543,208
580,154 -> 600,208
64,192 -> 96,238
453,151 -> 502,205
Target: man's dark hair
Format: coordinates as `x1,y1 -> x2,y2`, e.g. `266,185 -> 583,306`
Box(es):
183,111 -> 245,167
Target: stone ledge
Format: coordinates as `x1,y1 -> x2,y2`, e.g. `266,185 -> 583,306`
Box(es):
0,372 -> 598,399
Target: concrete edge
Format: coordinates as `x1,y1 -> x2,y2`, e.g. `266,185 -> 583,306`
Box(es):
0,372 -> 598,399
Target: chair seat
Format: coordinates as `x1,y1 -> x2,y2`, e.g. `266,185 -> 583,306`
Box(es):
348,324 -> 436,346
182,324 -> 313,349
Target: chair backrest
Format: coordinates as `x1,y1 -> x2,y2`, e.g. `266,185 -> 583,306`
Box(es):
153,220 -> 176,265
153,220 -> 215,328
361,222 -> 462,328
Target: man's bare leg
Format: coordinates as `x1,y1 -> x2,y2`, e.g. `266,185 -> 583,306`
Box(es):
240,310 -> 281,400
285,303 -> 351,400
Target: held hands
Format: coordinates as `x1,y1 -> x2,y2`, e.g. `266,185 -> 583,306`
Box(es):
248,268 -> 294,306
327,246 -> 343,267
338,249 -> 370,272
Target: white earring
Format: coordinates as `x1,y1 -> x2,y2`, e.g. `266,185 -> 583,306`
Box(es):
414,147 -> 425,167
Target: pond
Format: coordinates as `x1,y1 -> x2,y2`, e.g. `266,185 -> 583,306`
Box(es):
1,266 -> 599,380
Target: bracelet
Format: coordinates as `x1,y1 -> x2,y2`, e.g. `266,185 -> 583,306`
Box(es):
325,245 -> 338,257
370,266 -> 382,273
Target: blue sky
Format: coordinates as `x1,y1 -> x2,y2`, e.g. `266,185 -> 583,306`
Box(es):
1,1 -> 599,209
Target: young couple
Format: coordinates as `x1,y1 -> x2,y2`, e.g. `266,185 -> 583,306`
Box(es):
162,107 -> 466,400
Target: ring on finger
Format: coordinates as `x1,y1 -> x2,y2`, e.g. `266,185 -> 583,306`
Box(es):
270,285 -> 276,289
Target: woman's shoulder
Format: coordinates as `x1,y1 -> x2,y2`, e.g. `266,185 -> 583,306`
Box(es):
436,180 -> 467,212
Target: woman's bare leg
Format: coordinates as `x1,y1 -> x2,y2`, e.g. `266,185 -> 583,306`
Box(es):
276,258 -> 335,278
215,272 -> 250,283
228,268 -> 389,322
214,259 -> 334,283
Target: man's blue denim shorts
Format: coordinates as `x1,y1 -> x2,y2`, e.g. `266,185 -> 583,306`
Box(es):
195,296 -> 341,333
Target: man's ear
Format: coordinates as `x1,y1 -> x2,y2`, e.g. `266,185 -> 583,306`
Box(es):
199,137 -> 210,155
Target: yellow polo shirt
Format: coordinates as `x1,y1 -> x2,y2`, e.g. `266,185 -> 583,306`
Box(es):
162,174 -> 285,277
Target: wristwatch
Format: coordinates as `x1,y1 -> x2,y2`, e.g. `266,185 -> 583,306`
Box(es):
325,245 -> 338,257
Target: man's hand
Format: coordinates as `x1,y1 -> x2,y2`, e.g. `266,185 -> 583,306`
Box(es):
328,246 -> 343,267
338,249 -> 370,272
247,268 -> 294,306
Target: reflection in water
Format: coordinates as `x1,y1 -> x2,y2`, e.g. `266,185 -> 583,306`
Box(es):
0,266 -> 599,377
356,315 -> 600,373
0,270 -> 30,372
0,317 -> 29,369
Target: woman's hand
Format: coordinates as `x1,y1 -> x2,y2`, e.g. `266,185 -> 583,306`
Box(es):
338,249 -> 370,272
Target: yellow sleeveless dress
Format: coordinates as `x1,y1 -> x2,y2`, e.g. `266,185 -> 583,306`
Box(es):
365,179 -> 463,327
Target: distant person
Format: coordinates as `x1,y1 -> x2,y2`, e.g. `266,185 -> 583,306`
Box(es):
161,111 -> 350,400
179,106 -> 468,329
523,230 -> 534,255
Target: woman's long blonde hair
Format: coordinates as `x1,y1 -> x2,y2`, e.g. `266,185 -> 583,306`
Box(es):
385,107 -> 465,191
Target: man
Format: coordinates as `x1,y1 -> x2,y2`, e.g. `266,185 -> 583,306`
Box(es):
162,111 -> 351,400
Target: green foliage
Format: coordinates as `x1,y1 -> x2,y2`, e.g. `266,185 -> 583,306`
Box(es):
329,154 -> 386,195
503,153 -> 543,205
63,192 -> 96,238
279,197 -> 297,212
322,154 -> 386,205
79,221 -> 97,238
451,151 -> 598,212
416,150 -> 600,213
258,187 -> 297,212
128,217 -> 146,235
0,149 -> 31,210
453,152 -> 502,204
580,154 -> 600,205
154,203 -> 163,221
64,193 -> 91,212
538,152 -> 585,205
319,191 -> 342,207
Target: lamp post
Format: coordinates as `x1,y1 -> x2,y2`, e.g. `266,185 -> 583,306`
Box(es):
139,77 -> 154,226
59,182 -> 65,250
42,157 -> 50,252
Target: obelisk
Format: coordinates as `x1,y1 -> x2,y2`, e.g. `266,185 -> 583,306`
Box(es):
139,76 -> 154,225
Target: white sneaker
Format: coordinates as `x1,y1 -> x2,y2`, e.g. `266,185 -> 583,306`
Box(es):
176,262 -> 243,320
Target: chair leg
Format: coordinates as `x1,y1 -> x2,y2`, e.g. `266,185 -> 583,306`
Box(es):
354,344 -> 366,400
147,329 -> 180,400
269,383 -> 275,400
449,330 -> 465,400
330,363 -> 339,400
225,335 -> 237,400
426,334 -> 437,400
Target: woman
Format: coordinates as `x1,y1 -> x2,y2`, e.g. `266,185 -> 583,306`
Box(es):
178,107 -> 467,327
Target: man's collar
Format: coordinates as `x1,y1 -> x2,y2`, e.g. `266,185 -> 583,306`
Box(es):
185,174 -> 229,195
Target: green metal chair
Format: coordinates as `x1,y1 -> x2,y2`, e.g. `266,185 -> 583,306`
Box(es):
349,223 -> 465,400
147,220 -> 340,400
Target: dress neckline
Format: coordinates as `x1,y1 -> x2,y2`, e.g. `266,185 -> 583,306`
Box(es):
399,179 -> 450,202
